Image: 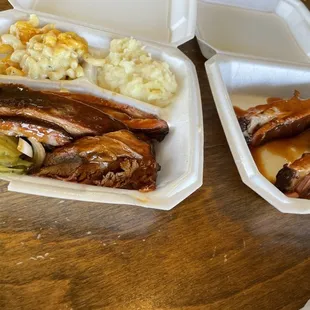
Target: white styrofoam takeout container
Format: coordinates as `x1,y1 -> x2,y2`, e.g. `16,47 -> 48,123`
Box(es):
0,0 -> 204,210
197,0 -> 310,213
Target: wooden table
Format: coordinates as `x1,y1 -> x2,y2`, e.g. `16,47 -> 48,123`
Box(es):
1,1 -> 310,309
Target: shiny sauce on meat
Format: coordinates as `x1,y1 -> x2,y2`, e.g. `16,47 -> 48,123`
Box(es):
263,91 -> 310,113
266,97 -> 283,104
233,97 -> 295,118
234,92 -> 310,119
233,106 -> 246,117
0,84 -> 125,135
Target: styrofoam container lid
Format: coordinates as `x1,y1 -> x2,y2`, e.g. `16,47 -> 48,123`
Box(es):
196,0 -> 310,63
9,0 -> 197,47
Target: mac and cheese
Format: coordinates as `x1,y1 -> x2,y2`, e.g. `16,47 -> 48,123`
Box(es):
0,15 -> 87,80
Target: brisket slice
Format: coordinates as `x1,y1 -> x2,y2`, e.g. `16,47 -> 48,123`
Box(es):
33,130 -> 159,192
0,116 -> 72,146
238,91 -> 310,146
275,153 -> 310,198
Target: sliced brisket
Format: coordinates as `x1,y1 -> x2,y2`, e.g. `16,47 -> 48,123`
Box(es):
34,130 -> 159,191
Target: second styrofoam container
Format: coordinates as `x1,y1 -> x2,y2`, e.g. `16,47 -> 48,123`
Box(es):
197,0 -> 310,213
206,54 -> 310,214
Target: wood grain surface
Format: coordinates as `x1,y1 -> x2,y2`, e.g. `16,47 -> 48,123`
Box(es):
1,1 -> 310,310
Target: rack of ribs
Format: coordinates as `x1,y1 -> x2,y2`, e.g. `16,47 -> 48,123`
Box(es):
47,91 -> 169,142
0,84 -> 169,144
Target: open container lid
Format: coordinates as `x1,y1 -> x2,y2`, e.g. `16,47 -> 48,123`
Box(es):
9,0 -> 197,47
196,0 -> 310,63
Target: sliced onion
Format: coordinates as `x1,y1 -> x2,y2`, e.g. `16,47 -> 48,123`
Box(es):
17,138 -> 33,158
28,138 -> 46,169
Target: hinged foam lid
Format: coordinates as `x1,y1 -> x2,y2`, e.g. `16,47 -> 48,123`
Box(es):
196,0 -> 310,63
9,0 -> 197,47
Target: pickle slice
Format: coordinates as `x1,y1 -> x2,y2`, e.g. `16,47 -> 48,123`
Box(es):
0,165 -> 25,174
0,136 -> 33,174
0,136 -> 21,157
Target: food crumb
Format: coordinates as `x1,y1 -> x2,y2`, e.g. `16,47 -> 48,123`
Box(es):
211,246 -> 217,259
44,253 -> 49,257
142,239 -> 146,242
36,234 -> 41,240
16,262 -> 23,265
102,243 -> 107,246
86,231 -> 92,235
18,218 -> 23,221
58,200 -> 65,204
224,254 -> 228,263
30,257 -> 37,261
37,255 -> 44,260
65,217 -> 71,222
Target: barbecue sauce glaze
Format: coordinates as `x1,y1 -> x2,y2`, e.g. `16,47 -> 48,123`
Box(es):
234,93 -> 310,183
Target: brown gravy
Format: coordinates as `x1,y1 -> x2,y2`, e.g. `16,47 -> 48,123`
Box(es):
251,130 -> 310,183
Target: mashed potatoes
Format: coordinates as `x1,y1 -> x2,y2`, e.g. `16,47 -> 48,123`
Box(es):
0,15 -> 87,80
86,38 -> 178,107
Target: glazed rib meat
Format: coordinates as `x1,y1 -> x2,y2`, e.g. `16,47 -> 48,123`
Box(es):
34,130 -> 159,191
238,91 -> 310,146
275,153 -> 310,198
0,84 -> 169,142
47,92 -> 169,141
0,84 -> 125,137
0,117 -> 72,146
